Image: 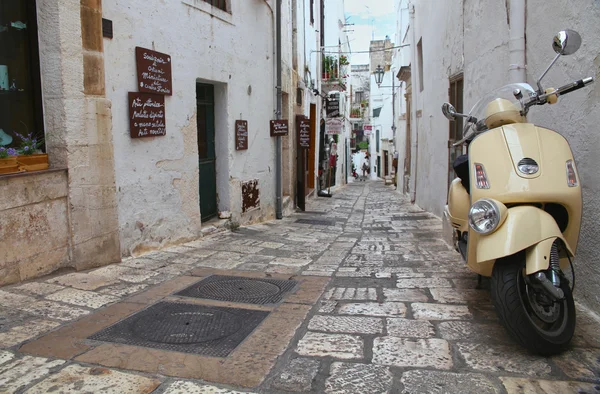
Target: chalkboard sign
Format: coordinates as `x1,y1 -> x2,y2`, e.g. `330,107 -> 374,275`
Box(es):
297,116 -> 311,149
129,92 -> 166,138
270,119 -> 289,136
326,98 -> 340,117
135,47 -> 173,95
235,120 -> 248,150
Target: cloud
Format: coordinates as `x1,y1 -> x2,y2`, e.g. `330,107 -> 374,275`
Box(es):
344,0 -> 396,18
344,1 -> 396,65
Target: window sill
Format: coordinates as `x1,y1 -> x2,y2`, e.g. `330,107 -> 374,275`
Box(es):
0,167 -> 67,180
182,0 -> 234,26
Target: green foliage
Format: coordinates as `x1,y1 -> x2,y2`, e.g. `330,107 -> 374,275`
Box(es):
358,141 -> 369,150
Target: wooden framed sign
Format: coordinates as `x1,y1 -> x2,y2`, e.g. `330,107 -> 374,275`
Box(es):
135,47 -> 173,95
129,92 -> 166,138
235,120 -> 248,150
297,116 -> 311,149
270,119 -> 289,136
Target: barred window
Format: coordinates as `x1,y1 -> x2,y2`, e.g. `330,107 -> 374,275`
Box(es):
203,0 -> 227,12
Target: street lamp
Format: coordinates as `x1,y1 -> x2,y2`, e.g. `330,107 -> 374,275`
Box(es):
374,65 -> 384,87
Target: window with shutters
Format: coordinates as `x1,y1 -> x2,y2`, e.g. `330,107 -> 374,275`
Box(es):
448,73 -> 464,190
203,0 -> 227,12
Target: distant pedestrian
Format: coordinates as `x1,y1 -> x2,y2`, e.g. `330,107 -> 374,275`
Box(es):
361,162 -> 369,181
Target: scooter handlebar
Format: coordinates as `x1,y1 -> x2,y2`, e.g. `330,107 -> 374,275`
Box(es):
556,77 -> 594,96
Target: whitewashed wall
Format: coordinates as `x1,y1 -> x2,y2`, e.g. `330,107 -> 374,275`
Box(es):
405,0 -> 600,313
525,0 -> 600,312
103,0 -> 277,255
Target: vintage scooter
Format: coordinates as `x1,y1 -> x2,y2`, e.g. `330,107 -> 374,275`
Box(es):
441,30 -> 594,355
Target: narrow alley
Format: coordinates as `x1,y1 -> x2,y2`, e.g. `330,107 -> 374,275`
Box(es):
0,180 -> 598,393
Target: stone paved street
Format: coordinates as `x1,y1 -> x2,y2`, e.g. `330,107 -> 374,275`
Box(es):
1,180 -> 600,393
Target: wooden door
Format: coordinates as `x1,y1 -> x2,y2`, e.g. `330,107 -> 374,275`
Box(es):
448,75 -> 464,190
197,83 -> 218,222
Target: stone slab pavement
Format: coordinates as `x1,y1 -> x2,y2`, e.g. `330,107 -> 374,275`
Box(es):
1,180 -> 600,393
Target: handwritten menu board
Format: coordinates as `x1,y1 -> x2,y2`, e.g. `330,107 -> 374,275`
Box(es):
129,92 -> 166,138
270,119 -> 289,136
326,98 -> 340,117
235,120 -> 248,150
297,116 -> 311,149
135,47 -> 173,95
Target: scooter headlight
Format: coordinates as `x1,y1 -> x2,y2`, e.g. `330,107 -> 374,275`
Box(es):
469,199 -> 501,234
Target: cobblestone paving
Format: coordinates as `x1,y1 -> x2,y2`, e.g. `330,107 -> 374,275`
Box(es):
1,180 -> 600,393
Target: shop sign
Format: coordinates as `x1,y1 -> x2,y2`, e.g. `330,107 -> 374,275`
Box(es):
326,118 -> 343,135
326,98 -> 340,117
135,47 -> 173,95
297,116 -> 311,149
270,119 -> 289,136
129,92 -> 166,138
235,120 -> 248,150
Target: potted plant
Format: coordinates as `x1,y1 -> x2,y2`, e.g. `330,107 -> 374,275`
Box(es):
15,132 -> 49,171
329,56 -> 339,79
339,55 -> 350,78
322,56 -> 331,80
0,147 -> 19,175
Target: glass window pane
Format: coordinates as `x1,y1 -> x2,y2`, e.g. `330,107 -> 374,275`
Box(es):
0,0 -> 44,152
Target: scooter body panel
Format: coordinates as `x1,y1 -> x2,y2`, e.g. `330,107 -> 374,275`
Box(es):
448,123 -> 582,276
447,178 -> 469,232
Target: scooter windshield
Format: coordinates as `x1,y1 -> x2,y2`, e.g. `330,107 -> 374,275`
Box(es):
462,83 -> 535,139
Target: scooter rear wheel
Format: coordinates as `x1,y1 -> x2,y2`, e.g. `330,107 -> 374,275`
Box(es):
490,253 -> 575,356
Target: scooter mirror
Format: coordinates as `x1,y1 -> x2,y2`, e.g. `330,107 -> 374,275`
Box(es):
553,30 -> 582,56
442,103 -> 457,121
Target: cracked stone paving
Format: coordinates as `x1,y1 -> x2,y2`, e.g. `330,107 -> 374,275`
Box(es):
1,180 -> 600,393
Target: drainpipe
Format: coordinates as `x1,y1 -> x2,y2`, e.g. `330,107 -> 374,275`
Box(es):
409,2 -> 418,203
262,0 -> 282,219
508,0 -> 526,82
276,0 -> 283,219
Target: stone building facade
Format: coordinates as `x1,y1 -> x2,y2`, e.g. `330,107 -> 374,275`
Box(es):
0,0 -> 333,285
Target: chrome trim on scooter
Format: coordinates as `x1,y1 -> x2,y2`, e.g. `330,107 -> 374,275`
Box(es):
534,272 -> 565,300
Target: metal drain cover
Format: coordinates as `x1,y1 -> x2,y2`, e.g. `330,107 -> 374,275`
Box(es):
88,301 -> 268,357
176,275 -> 298,305
295,218 -> 336,226
392,215 -> 432,221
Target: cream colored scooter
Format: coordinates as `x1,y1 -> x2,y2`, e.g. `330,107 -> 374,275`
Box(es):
441,30 -> 594,355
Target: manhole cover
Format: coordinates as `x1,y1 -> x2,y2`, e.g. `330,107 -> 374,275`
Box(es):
363,226 -> 394,231
392,215 -> 432,221
295,218 -> 336,226
88,302 -> 269,357
176,275 -> 298,305
301,211 -> 327,215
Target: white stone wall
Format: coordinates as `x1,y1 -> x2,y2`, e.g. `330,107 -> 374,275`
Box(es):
404,0 -> 600,312
102,0 -> 277,255
525,0 -> 600,311
409,0 -> 464,214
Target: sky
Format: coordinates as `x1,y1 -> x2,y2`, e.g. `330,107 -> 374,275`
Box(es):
344,0 -> 397,65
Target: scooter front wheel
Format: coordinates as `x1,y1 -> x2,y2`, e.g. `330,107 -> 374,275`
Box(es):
490,253 -> 575,356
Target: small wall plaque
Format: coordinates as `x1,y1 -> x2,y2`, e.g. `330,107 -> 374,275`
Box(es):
102,18 -> 113,39
135,47 -> 173,95
297,116 -> 311,149
129,92 -> 166,138
270,119 -> 289,137
235,120 -> 248,150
